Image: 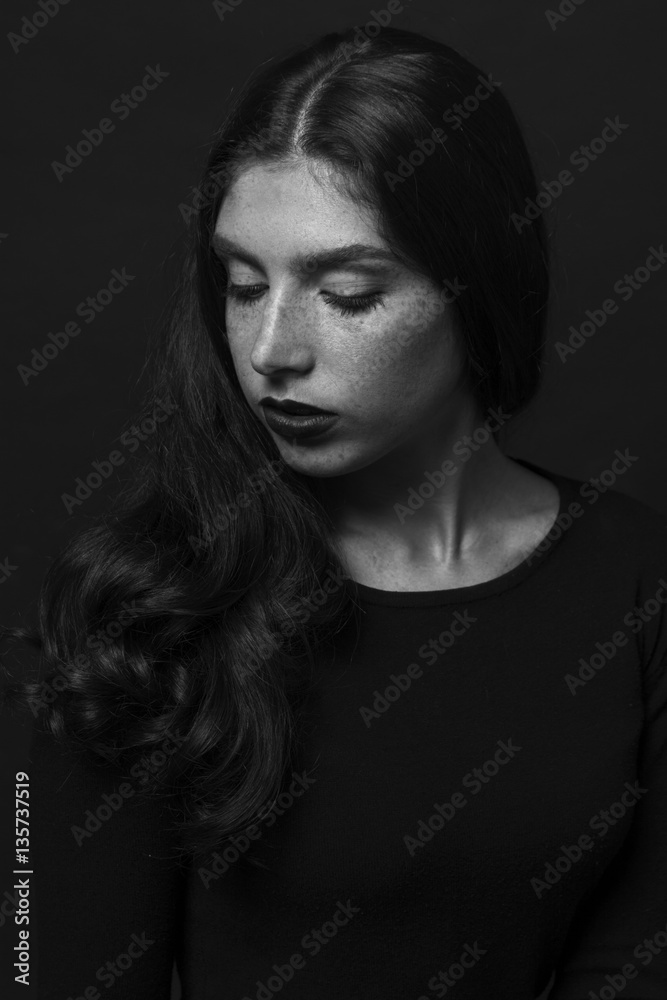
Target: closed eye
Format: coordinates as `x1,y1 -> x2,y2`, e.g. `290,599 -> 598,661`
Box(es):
224,283 -> 384,317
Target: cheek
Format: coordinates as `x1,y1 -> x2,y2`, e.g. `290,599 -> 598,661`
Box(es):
225,314 -> 256,381
350,300 -> 461,400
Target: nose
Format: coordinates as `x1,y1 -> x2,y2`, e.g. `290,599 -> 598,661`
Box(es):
250,285 -> 314,377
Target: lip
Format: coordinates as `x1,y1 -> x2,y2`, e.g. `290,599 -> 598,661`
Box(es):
262,406 -> 338,441
260,396 -> 335,416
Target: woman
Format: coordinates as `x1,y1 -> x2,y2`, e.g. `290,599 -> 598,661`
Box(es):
4,23 -> 667,1000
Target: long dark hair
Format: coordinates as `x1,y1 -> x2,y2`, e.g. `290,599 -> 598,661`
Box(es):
1,25 -> 549,861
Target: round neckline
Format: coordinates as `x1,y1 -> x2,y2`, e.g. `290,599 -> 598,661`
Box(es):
349,457 -> 577,607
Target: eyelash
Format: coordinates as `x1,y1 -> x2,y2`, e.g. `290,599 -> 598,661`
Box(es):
224,282 -> 383,317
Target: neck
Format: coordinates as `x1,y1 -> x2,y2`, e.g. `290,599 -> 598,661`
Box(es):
312,400 -> 517,568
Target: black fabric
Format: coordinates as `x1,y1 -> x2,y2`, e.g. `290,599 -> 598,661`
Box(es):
30,460 -> 667,998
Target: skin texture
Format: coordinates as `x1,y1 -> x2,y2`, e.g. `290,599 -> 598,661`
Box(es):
214,158 -> 559,591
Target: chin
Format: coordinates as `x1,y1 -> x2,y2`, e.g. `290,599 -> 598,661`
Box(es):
271,437 -> 374,478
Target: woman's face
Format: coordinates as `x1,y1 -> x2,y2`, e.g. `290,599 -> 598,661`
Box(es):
213,159 -> 472,478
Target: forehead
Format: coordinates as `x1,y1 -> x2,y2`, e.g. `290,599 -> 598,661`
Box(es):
214,159 -> 382,245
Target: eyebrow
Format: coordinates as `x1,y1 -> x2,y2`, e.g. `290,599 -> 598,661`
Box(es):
210,233 -> 401,277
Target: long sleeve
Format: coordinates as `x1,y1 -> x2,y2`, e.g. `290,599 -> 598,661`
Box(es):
549,644 -> 667,999
29,721 -> 185,998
